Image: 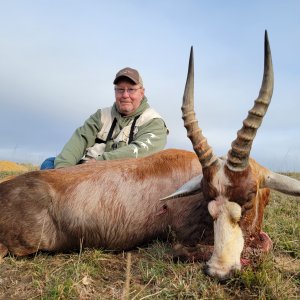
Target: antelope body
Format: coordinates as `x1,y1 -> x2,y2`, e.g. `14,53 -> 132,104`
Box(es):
1,31 -> 300,280
0,150 -> 203,255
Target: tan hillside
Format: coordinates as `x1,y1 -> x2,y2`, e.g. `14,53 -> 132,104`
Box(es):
0,160 -> 29,172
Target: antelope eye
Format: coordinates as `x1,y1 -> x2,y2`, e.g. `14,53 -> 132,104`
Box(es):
247,191 -> 257,201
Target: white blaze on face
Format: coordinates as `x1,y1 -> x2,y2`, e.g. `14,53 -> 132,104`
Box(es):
206,199 -> 244,280
212,160 -> 231,195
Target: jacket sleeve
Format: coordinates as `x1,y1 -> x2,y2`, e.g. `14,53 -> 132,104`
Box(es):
54,110 -> 102,168
97,118 -> 168,161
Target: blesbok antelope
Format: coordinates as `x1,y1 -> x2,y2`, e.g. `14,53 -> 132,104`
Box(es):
0,31 -> 299,280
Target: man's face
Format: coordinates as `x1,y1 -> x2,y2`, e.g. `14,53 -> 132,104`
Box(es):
114,80 -> 144,116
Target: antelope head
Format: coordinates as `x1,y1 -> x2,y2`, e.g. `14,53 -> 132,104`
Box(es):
164,31 -> 300,279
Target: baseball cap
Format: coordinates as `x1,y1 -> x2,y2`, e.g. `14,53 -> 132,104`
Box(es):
113,67 -> 143,86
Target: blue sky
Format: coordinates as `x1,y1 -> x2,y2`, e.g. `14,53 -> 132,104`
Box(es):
0,1 -> 299,171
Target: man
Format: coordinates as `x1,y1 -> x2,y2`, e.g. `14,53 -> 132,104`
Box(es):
41,67 -> 168,169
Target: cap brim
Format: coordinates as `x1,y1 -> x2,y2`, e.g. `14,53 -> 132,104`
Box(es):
113,75 -> 138,85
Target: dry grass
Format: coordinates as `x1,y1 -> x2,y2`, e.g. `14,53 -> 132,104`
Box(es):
0,161 -> 38,183
0,161 -> 29,172
0,166 -> 299,299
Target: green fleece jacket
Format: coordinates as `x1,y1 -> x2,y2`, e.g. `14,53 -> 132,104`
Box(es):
54,97 -> 168,168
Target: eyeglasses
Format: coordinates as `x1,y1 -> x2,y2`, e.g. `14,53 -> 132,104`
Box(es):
114,88 -> 141,95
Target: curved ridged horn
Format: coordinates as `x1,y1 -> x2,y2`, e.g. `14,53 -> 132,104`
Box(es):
227,31 -> 274,171
182,47 -> 219,169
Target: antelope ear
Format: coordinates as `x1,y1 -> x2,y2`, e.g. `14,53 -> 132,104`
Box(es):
262,171 -> 300,196
160,174 -> 203,201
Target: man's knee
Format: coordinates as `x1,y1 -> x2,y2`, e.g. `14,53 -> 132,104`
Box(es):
40,157 -> 55,170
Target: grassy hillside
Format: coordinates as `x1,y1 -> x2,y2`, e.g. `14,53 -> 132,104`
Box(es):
0,168 -> 299,299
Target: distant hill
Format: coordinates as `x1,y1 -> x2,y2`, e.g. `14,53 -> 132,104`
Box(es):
0,160 -> 29,172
